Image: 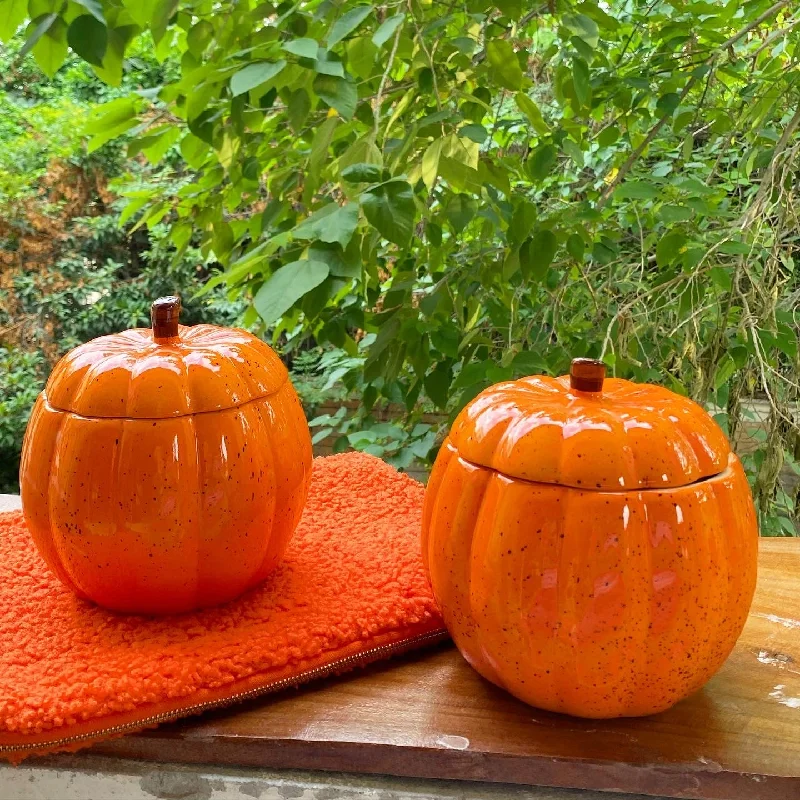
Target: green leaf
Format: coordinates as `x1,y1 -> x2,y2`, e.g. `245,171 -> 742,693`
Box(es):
121,0 -> 158,28
496,0 -> 522,15
309,116 -> 338,187
512,350 -> 546,376
314,48 -> 345,77
313,74 -> 358,119
293,203 -> 360,248
709,266 -> 732,292
438,157 -> 482,193
187,20 -> 214,56
776,322 -> 798,360
187,108 -> 218,145
563,13 -> 599,48
452,360 -> 491,392
365,314 -> 401,365
242,156 -> 261,183
254,260 -> 330,325
566,233 -> 584,261
460,124 -> 487,144
562,138 -> 584,167
445,195 -> 478,233
287,88 -> 311,131
129,126 -> 181,163
571,34 -> 594,62
211,221 -> 234,263
515,92 -> 549,135
118,195 -> 149,227
373,14 -> 404,47
614,181 -> 659,200
659,204 -> 693,223
424,363 -> 452,409
0,0 -> 27,43
170,220 -> 193,253
525,229 -> 558,281
657,92 -> 680,116
719,240 -> 752,255
308,240 -> 361,279
282,38 -> 318,59
85,97 -> 139,133
93,25 -> 136,87
421,138 -> 443,191
327,5 -> 372,47
572,57 -> 590,106
528,143 -> 556,181
341,163 -> 383,183
73,0 -> 105,23
361,179 -> 416,246
714,353 -> 737,390
230,61 -> 286,96
486,39 -> 523,90
151,0 -> 178,45
30,15 -> 68,78
217,130 -> 239,170
597,125 -> 619,147
509,199 -> 536,245
347,36 -> 377,80
337,135 -> 382,176
20,13 -> 57,60
476,163 -> 507,199
656,231 -> 685,267
67,15 -> 107,67
180,133 -> 209,169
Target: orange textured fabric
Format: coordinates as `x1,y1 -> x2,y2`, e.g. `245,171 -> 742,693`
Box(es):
0,453 -> 445,762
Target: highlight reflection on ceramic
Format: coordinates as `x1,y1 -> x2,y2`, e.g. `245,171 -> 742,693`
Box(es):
449,374 -> 731,490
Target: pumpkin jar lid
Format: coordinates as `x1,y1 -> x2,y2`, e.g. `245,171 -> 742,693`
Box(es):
44,296 -> 289,419
448,358 -> 731,491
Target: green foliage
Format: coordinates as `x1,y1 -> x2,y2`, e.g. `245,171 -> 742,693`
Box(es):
0,348 -> 44,493
0,31 -> 244,492
4,0 -> 800,533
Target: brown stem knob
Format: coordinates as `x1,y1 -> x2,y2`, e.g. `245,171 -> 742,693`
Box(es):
151,296 -> 181,343
570,358 -> 606,393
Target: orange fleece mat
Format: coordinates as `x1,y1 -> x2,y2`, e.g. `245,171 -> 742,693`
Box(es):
0,453 -> 445,762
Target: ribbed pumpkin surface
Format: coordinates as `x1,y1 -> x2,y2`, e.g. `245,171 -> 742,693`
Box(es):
45,324 -> 288,418
448,375 -> 730,490
20,311 -> 311,614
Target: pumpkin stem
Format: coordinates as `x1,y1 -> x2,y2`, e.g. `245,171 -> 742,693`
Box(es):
151,296 -> 182,343
570,358 -> 605,393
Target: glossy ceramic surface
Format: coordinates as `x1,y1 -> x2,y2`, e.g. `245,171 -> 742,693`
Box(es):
20,301 -> 312,614
423,362 -> 759,718
422,442 -> 758,718
449,374 -> 731,490
45,323 -> 288,418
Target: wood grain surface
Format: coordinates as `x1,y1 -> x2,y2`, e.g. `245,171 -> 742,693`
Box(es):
84,538 -> 800,800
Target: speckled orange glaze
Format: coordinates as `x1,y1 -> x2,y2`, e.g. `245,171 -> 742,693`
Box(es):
20,300 -> 312,615
422,362 -> 758,718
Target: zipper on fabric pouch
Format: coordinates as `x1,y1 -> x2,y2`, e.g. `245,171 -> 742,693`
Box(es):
0,629 -> 449,756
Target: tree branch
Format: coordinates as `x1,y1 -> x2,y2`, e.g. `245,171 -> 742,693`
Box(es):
597,0 -> 795,209
373,25 -> 403,141
597,77 -> 697,208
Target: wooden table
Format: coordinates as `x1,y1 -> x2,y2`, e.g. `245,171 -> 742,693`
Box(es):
3,495 -> 799,799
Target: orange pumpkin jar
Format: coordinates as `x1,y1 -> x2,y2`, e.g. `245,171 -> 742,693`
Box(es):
422,359 -> 758,718
20,297 -> 312,615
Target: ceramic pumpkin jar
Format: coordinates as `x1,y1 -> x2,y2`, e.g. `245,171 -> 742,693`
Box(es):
20,297 -> 312,615
422,359 -> 758,718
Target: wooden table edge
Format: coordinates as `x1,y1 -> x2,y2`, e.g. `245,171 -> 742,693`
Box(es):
93,734 -> 796,800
